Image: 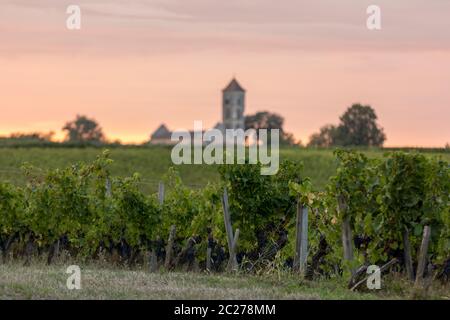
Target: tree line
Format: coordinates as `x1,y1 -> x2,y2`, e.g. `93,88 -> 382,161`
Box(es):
308,103 -> 386,147
1,104 -> 389,147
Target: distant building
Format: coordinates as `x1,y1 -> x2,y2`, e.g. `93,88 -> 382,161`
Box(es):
149,78 -> 246,144
222,78 -> 245,131
150,124 -> 172,144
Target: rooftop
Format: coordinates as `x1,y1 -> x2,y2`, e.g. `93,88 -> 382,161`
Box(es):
223,78 -> 245,92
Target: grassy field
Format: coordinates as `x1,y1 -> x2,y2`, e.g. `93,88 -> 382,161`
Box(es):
0,146 -> 448,193
1,261 -> 448,300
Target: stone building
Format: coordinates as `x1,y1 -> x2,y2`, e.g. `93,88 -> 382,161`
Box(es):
150,124 -> 172,144
221,78 -> 245,131
149,78 -> 246,144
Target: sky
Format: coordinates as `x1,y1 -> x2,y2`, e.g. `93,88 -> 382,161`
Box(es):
0,0 -> 449,146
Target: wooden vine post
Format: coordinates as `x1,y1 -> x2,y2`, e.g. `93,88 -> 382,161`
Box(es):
403,228 -> 415,281
222,188 -> 238,271
148,181 -> 165,272
338,195 -> 355,276
293,200 -> 308,275
105,178 -> 112,197
206,247 -> 212,271
158,182 -> 165,205
165,225 -> 176,269
415,225 -> 431,287
206,229 -> 213,272
228,229 -> 240,272
149,250 -> 158,272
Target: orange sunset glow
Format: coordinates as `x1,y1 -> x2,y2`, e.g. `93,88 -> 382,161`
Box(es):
1,0 -> 449,147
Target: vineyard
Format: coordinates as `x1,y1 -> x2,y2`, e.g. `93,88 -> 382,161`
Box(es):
0,149 -> 449,295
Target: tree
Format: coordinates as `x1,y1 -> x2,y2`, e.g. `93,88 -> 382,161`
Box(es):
308,125 -> 338,147
9,132 -> 54,142
308,104 -> 386,147
62,115 -> 105,144
336,104 -> 386,146
245,111 -> 299,146
0,132 -> 55,147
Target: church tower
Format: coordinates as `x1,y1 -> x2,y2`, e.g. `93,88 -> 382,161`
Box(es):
222,78 -> 245,130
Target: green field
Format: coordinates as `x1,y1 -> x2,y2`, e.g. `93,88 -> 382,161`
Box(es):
0,146 -> 448,193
